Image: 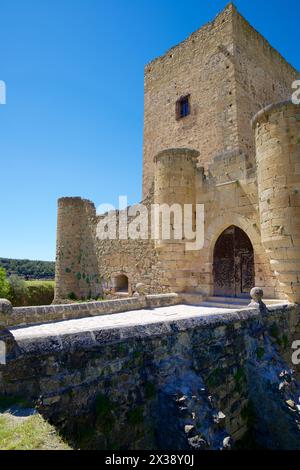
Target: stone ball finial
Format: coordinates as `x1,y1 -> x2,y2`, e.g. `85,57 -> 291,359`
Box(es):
249,288 -> 268,313
133,283 -> 147,297
250,287 -> 264,303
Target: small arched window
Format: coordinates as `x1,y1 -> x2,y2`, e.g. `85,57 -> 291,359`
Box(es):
114,274 -> 129,293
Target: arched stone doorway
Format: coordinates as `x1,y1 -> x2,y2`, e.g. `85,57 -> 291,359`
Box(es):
113,274 -> 129,293
213,225 -> 254,297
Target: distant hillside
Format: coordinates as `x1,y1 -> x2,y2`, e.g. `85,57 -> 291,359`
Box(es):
0,258 -> 55,280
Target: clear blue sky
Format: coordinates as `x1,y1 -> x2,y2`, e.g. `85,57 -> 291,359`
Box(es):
0,0 -> 299,261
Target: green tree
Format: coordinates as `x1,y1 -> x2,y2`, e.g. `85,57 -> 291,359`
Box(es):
0,267 -> 10,299
0,258 -> 55,280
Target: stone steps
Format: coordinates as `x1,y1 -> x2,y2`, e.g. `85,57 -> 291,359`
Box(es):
180,293 -> 204,305
199,301 -> 249,310
198,296 -> 289,309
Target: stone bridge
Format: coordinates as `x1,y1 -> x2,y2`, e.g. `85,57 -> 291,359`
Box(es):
1,295 -> 300,450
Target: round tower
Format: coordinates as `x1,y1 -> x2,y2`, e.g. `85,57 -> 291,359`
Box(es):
154,148 -> 199,245
54,197 -> 100,302
153,148 -> 199,293
253,101 -> 300,303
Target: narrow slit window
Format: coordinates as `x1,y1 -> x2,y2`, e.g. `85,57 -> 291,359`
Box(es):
176,95 -> 190,119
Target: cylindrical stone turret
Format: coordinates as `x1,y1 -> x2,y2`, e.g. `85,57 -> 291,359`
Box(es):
54,197 -> 101,302
154,148 -> 199,245
253,101 -> 300,303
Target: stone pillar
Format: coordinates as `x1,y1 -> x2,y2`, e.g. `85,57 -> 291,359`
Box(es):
54,197 -> 101,302
0,299 -> 18,364
253,101 -> 300,303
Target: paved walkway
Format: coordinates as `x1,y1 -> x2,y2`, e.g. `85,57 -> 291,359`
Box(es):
11,304 -> 238,340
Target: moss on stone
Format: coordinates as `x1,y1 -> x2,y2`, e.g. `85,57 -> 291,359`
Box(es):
145,382 -> 156,399
256,347 -> 265,360
241,401 -> 255,427
127,406 -> 144,425
95,394 -> 114,417
68,292 -> 77,301
269,323 -> 280,339
282,334 -> 289,348
207,368 -> 223,387
117,343 -> 127,354
133,350 -> 142,359
95,394 -> 116,433
234,367 -> 246,392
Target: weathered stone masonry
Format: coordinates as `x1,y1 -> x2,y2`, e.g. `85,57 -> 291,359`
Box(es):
54,4 -> 300,304
253,102 -> 300,303
1,302 -> 300,449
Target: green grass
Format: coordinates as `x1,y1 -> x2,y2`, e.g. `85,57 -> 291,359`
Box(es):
25,280 -> 55,287
0,414 -> 71,450
256,347 -> 265,360
127,406 -> 144,425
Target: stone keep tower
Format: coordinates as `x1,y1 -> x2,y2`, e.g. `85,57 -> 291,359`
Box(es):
253,102 -> 300,303
142,3 -> 298,197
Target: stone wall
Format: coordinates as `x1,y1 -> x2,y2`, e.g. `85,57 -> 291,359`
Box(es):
54,193 -> 168,301
54,137 -> 291,301
142,3 -> 298,197
94,190 -> 168,297
0,294 -> 180,328
233,10 -> 298,166
1,303 -> 300,449
151,147 -> 278,298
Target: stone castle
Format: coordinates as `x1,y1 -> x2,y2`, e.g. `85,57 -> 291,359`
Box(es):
54,3 -> 300,304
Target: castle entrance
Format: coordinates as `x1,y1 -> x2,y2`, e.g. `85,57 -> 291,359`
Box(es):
213,226 -> 254,297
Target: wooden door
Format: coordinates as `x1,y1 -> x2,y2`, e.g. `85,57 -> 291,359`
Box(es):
213,226 -> 254,298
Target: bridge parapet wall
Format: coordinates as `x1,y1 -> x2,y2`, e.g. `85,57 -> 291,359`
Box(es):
1,303 -> 300,449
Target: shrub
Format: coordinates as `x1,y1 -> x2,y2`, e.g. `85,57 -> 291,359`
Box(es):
25,281 -> 54,306
0,267 -> 9,299
68,292 -> 77,301
7,279 -> 54,307
7,275 -> 28,305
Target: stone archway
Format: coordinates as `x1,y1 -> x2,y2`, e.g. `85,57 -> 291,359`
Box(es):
112,274 -> 129,294
213,225 -> 255,297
